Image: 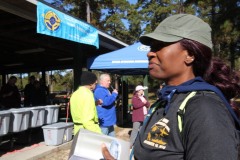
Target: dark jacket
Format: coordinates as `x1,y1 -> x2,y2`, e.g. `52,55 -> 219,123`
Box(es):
132,94 -> 150,122
0,83 -> 21,109
134,91 -> 239,160
24,83 -> 35,106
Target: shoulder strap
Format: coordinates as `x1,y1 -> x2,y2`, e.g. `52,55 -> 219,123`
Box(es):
129,100 -> 164,160
130,92 -> 197,160
178,91 -> 197,133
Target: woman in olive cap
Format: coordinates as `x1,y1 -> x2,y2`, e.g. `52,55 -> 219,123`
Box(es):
103,14 -> 240,160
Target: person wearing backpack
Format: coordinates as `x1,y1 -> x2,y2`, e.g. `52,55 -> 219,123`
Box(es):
102,14 -> 240,160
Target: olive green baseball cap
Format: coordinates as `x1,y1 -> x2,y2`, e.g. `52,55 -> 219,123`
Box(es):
139,14 -> 212,49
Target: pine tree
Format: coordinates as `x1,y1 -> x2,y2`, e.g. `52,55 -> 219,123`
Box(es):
137,0 -> 194,34
185,0 -> 240,69
98,0 -> 131,44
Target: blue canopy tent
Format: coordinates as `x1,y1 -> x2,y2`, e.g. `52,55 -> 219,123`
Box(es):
87,42 -> 150,75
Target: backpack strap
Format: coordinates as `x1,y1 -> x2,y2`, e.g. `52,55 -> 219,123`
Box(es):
130,92 -> 197,160
129,100 -> 164,160
178,91 -> 197,133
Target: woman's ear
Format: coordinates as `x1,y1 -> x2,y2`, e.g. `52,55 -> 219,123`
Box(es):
184,52 -> 195,64
181,50 -> 195,65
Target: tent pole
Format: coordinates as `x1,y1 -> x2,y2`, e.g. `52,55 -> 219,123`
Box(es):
73,44 -> 84,91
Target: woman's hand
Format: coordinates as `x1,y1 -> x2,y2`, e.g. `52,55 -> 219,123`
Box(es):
142,99 -> 147,104
101,143 -> 115,160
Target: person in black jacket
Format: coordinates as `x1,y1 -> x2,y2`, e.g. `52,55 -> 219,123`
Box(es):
0,76 -> 21,109
102,14 -> 240,160
24,75 -> 35,107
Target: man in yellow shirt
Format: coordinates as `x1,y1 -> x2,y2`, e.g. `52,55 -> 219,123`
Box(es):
70,71 -> 102,135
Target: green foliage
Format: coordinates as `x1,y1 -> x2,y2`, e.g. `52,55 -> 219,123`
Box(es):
98,0 -> 131,43
137,0 -> 195,34
185,0 -> 240,69
48,70 -> 73,92
45,0 -> 240,78
126,4 -> 142,43
4,70 -> 74,93
49,0 -> 102,27
125,75 -> 163,93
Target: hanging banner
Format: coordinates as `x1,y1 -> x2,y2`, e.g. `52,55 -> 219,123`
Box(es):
37,2 -> 99,48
